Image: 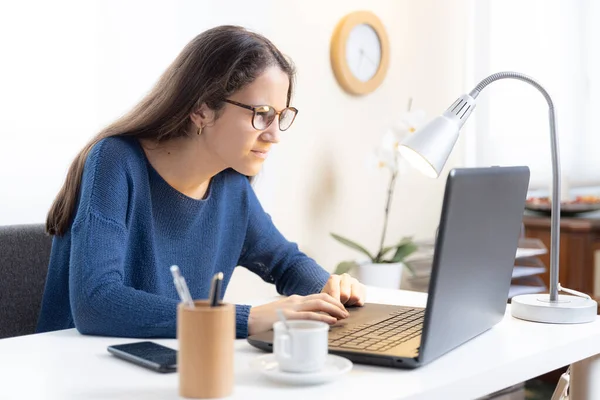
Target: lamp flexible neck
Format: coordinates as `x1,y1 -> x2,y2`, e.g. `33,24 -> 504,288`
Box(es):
469,72 -> 555,110
469,71 -> 561,302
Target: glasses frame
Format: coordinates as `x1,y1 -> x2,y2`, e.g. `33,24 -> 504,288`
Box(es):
224,99 -> 298,131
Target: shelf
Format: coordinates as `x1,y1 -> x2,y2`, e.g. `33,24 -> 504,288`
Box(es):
512,266 -> 546,279
509,284 -> 546,299
515,237 -> 547,259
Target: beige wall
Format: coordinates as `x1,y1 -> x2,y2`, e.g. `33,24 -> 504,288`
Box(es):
0,0 -> 469,301
227,0 -> 470,301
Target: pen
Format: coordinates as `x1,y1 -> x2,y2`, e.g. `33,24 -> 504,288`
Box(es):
179,276 -> 195,308
170,265 -> 186,302
209,272 -> 223,307
170,265 -> 195,308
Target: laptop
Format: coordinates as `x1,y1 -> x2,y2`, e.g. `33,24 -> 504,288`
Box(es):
248,166 -> 530,368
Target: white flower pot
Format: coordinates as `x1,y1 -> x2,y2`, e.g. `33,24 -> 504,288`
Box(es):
353,262 -> 405,289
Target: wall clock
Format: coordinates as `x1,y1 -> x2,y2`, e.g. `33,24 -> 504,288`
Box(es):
330,11 -> 390,96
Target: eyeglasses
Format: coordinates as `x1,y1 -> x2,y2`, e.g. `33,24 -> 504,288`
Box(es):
224,99 -> 298,131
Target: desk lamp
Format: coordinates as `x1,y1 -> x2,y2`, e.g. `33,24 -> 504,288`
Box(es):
398,71 -> 597,324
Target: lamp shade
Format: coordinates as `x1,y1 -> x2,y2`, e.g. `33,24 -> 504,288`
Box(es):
399,94 -> 476,178
398,116 -> 459,178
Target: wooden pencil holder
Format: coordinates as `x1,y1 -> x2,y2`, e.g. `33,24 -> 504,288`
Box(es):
177,301 -> 235,399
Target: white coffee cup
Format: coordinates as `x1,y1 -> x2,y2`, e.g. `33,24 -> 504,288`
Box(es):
273,320 -> 329,373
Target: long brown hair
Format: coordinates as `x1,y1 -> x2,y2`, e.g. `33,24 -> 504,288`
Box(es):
46,25 -> 295,236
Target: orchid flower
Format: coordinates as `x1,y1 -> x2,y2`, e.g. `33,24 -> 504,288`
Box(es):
370,110 -> 427,175
332,103 -> 426,276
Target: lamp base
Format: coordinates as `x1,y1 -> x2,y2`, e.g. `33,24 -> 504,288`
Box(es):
511,294 -> 598,324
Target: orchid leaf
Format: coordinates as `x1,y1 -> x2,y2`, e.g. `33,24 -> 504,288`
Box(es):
334,261 -> 359,275
379,236 -> 416,262
390,242 -> 418,263
330,233 -> 374,261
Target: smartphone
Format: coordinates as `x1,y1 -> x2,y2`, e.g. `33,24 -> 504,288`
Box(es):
107,341 -> 177,373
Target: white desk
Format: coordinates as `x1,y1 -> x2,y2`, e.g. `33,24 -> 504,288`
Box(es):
2,288 -> 600,400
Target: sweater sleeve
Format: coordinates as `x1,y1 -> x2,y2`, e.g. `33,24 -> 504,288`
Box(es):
68,141 -> 179,337
71,211 -> 251,338
237,180 -> 331,301
69,211 -> 179,337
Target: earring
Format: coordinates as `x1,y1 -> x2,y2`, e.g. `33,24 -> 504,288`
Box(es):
197,125 -> 203,136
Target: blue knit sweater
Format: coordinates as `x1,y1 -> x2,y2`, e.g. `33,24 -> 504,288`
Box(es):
36,136 -> 330,338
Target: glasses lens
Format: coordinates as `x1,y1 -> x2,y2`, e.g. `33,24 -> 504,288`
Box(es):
279,108 -> 297,131
253,106 -> 276,130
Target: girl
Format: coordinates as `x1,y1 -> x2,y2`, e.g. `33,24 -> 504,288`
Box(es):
37,25 -> 365,338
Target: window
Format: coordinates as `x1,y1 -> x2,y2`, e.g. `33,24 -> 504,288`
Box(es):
468,0 -> 600,193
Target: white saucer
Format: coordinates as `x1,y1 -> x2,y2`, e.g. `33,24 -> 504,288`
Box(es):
250,354 -> 353,385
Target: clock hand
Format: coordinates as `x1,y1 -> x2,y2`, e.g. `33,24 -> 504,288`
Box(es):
360,48 -> 377,67
356,49 -> 365,77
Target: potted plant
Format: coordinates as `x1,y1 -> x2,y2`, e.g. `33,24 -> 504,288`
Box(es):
331,102 -> 424,289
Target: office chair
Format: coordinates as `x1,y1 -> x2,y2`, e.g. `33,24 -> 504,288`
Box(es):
0,224 -> 52,339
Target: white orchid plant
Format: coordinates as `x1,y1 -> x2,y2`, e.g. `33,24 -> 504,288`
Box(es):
332,102 -> 426,275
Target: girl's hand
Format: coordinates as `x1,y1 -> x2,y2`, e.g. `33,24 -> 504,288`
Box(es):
321,273 -> 366,306
248,293 -> 349,336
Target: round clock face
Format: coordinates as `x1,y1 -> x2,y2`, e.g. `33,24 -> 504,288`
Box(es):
330,11 -> 389,95
345,24 -> 382,83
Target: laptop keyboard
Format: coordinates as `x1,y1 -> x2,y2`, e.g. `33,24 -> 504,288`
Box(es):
329,308 -> 424,352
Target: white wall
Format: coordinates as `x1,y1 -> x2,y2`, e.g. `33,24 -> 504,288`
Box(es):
0,0 -> 469,301
468,0 -> 600,191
